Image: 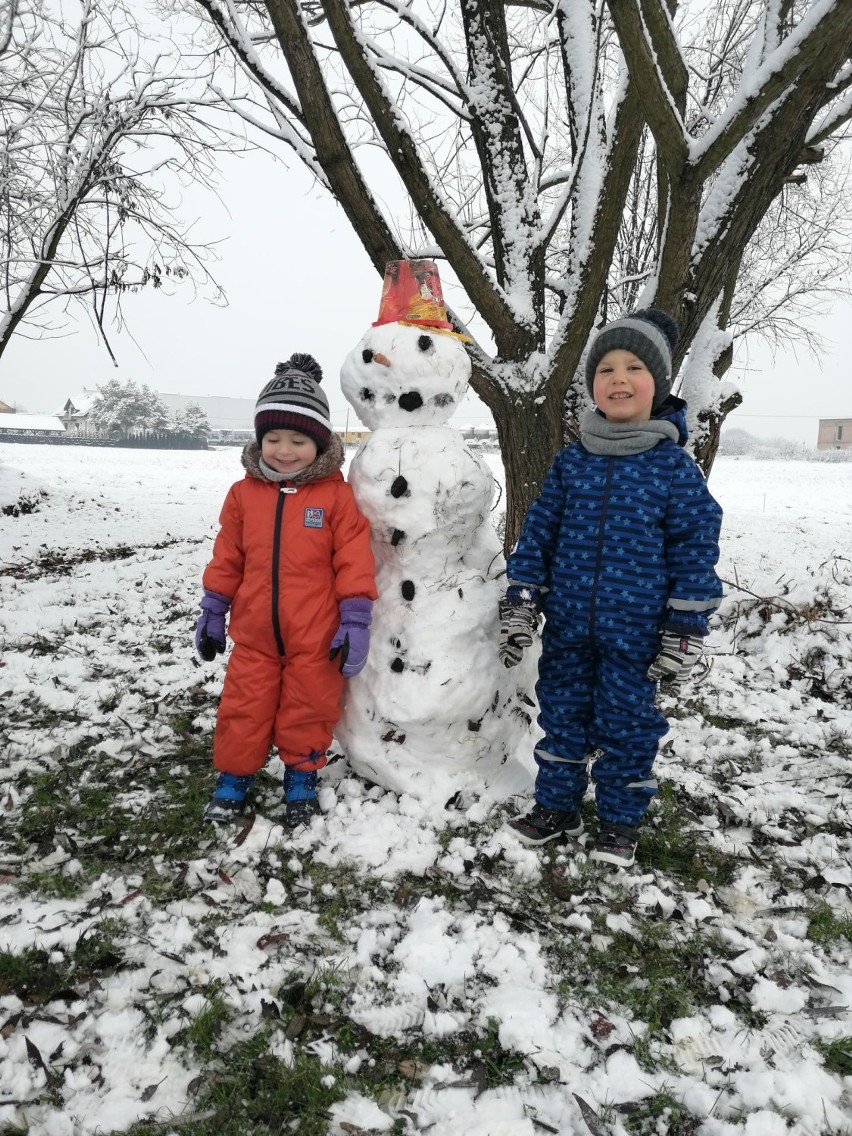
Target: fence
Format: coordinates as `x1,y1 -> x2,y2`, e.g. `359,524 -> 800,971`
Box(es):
0,431 -> 208,450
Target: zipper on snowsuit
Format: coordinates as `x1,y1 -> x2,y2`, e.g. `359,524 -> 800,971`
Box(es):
587,458 -> 614,641
271,485 -> 297,656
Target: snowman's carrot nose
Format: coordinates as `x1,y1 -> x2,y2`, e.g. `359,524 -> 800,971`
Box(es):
372,352 -> 391,367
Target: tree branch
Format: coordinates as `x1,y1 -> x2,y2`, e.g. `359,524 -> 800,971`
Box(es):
459,0 -> 543,338
608,0 -> 689,176
547,74 -> 645,391
691,1 -> 852,179
262,0 -> 400,276
681,15 -> 852,365
317,0 -> 519,337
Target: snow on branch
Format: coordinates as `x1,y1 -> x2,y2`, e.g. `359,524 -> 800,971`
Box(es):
322,0 -> 515,332
193,0 -> 309,125
609,0 -> 689,175
690,0 -> 852,176
808,80 -> 852,147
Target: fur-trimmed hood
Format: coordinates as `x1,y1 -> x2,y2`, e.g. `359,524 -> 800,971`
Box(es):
240,433 -> 345,486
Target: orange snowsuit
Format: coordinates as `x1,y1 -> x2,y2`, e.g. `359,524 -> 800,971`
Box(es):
203,447 -> 376,776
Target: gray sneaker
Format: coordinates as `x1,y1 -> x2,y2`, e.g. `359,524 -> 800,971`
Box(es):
588,824 -> 638,867
507,803 -> 584,846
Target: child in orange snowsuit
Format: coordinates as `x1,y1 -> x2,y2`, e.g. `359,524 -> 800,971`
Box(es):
195,354 -> 377,827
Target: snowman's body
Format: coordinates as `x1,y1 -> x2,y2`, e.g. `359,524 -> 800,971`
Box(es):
335,321 -> 535,807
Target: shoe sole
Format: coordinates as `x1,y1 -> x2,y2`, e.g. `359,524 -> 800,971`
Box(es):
588,847 -> 635,867
283,802 -> 321,829
203,804 -> 245,823
507,819 -> 584,847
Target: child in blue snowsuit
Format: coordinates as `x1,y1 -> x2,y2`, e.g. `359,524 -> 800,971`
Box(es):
499,308 -> 723,867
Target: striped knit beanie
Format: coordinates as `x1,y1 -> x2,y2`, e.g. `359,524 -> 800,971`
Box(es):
254,354 -> 332,450
585,308 -> 679,409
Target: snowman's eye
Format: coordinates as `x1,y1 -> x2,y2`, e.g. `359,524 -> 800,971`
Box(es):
417,335 -> 433,352
362,349 -> 374,363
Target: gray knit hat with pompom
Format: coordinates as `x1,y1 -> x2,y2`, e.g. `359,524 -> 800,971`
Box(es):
585,308 -> 679,409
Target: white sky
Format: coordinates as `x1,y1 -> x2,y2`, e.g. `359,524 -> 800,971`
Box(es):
1,149 -> 850,444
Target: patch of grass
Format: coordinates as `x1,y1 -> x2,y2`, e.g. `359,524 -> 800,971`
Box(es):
129,1030 -> 346,1136
806,903 -> 852,945
302,861 -> 416,941
97,684 -> 125,712
621,1090 -> 700,1134
342,1019 -> 529,1096
468,1018 -> 528,1088
150,635 -> 177,654
182,981 -> 233,1057
7,691 -> 83,729
0,537 -> 193,582
0,919 -> 128,1004
549,913 -> 767,1068
587,921 -> 704,1037
73,917 -> 127,977
814,1036 -> 852,1076
641,783 -> 738,886
5,714 -> 218,897
18,869 -> 86,899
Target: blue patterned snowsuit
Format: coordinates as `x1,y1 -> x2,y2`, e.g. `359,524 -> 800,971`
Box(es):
507,399 -> 723,827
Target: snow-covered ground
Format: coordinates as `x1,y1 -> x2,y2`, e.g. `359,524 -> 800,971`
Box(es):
1,442 -> 851,1136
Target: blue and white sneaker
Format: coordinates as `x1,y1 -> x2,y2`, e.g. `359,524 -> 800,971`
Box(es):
203,772 -> 254,823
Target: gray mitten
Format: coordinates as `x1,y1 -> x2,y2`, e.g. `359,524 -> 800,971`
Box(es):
498,596 -> 539,668
647,632 -> 703,685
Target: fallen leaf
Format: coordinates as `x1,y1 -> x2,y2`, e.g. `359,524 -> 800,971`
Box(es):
256,931 -> 290,950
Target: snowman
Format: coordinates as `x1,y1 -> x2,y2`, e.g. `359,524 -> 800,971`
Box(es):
335,259 -> 535,809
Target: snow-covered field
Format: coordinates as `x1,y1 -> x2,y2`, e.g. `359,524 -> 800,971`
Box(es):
1,442 -> 851,1136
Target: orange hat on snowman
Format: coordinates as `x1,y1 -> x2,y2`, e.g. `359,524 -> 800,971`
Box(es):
373,259 -> 470,340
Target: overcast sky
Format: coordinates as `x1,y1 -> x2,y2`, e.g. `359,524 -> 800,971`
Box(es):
1,150 -> 849,445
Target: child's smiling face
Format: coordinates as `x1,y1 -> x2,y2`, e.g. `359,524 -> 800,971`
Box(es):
592,349 -> 656,423
261,429 -> 318,475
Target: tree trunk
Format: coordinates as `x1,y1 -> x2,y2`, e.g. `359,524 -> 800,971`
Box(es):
693,385 -> 742,474
491,384 -> 564,551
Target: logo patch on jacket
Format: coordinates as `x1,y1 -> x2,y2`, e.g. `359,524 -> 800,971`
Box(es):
304,507 -> 325,529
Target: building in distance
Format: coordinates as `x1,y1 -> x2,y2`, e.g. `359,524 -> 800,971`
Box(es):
817,418 -> 852,451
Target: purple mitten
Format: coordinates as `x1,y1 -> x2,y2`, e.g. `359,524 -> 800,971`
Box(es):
329,597 -> 372,677
195,589 -> 231,662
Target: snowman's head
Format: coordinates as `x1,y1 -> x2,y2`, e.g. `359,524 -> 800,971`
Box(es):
341,322 -> 471,430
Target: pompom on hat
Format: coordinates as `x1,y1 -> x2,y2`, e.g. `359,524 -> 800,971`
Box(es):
254,353 -> 332,450
585,308 -> 679,409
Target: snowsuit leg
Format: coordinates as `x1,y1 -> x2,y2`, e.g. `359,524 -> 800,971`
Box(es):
588,645 -> 668,827
213,643 -> 344,776
213,643 -> 284,776
532,634 -> 596,812
272,647 -> 344,771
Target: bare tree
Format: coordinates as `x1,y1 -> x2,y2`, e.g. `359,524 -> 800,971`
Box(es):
190,0 -> 852,547
0,0 -> 234,366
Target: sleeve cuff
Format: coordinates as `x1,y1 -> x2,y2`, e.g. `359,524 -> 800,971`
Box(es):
662,609 -> 709,637
506,584 -> 542,608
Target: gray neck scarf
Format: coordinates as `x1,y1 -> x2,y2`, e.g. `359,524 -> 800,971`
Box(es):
580,409 -> 679,456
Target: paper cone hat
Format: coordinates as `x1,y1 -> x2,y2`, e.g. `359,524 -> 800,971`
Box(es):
373,259 -> 454,331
